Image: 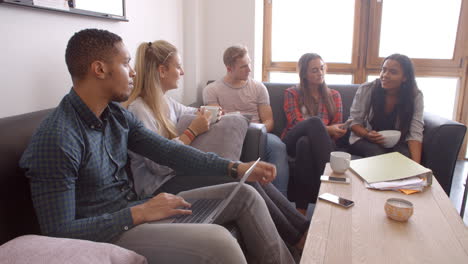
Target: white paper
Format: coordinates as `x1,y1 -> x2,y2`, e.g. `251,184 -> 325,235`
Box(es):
74,0 -> 123,16
33,0 -> 69,11
365,176 -> 428,191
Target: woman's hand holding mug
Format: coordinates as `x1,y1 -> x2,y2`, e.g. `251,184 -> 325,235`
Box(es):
189,109 -> 211,136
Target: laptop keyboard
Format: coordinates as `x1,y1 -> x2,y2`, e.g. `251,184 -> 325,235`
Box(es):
173,199 -> 223,223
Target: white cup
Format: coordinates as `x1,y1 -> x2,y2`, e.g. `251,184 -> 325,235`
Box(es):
200,106 -> 220,124
330,151 -> 351,174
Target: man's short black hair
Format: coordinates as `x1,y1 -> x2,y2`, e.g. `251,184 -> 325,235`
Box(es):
65,29 -> 122,80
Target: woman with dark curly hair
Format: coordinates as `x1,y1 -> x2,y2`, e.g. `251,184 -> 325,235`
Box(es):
348,54 -> 424,163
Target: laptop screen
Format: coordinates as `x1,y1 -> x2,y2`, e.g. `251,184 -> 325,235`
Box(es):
239,158 -> 261,184
208,158 -> 261,220
221,158 -> 260,200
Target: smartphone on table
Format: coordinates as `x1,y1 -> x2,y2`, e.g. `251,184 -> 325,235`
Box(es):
318,192 -> 355,208
320,175 -> 350,184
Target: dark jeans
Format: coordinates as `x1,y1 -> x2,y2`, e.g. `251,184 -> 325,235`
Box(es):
156,174 -> 310,246
282,117 -> 333,210
349,139 -> 410,158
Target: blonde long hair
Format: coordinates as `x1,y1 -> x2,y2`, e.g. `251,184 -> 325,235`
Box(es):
123,40 -> 178,139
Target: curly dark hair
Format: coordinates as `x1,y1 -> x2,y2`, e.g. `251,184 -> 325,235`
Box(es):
65,29 -> 122,80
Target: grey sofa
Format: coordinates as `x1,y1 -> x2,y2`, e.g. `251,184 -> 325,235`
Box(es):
262,82 -> 466,197
0,109 -> 51,245
0,108 -> 261,245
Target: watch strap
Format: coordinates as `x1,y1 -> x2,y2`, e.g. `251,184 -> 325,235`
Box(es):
230,162 -> 241,179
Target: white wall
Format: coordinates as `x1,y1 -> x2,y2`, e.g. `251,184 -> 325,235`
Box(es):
0,0 -> 184,118
182,0 -> 260,105
0,0 -> 260,116
181,0 -> 203,105
200,0 -> 256,81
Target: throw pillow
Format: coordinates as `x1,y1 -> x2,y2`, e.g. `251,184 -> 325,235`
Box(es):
0,235 -> 147,264
176,114 -> 249,161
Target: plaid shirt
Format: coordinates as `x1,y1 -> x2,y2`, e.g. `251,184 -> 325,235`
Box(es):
20,89 -> 230,242
281,86 -> 343,138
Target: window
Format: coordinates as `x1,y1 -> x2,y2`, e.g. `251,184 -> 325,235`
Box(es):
378,0 -> 461,59
262,0 -> 363,82
366,0 -> 464,69
271,0 -> 355,63
417,77 -> 458,120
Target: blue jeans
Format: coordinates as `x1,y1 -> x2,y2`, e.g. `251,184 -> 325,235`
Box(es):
265,133 -> 289,196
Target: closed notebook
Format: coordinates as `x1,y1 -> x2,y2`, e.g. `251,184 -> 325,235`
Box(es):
350,152 -> 432,185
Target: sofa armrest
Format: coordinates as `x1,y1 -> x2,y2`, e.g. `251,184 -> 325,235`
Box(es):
240,123 -> 267,162
422,112 -> 466,195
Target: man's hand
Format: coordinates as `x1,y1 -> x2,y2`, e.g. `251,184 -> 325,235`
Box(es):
365,130 -> 385,144
238,161 -> 276,185
131,193 -> 192,225
327,124 -> 347,139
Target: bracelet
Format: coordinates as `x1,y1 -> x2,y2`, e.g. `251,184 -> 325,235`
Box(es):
187,127 -> 198,137
183,129 -> 195,141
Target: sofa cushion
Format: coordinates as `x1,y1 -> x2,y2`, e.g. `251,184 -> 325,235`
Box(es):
0,235 -> 147,264
176,114 -> 249,161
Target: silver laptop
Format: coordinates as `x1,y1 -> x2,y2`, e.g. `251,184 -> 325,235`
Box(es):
153,158 -> 260,224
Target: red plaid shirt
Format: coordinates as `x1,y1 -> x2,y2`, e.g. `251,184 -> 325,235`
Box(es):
281,86 -> 343,138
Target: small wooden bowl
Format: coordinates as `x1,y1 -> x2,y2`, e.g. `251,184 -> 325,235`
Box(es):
384,198 -> 414,222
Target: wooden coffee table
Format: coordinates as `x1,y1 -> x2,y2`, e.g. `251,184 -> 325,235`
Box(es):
300,164 -> 468,264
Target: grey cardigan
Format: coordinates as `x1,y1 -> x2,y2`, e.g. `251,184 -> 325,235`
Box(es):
348,80 -> 424,145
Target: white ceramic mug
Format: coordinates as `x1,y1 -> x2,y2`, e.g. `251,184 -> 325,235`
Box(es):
330,151 -> 351,174
200,106 -> 220,124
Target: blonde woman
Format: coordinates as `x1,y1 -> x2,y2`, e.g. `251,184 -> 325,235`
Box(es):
124,40 -> 309,252
123,41 -> 212,198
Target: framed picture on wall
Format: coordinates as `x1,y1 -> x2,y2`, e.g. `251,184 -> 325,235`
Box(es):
0,0 -> 127,21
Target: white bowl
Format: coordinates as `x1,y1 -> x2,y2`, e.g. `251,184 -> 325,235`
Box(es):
379,130 -> 401,148
384,198 -> 414,222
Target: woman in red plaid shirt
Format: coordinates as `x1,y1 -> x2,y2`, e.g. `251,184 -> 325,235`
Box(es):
282,53 -> 347,215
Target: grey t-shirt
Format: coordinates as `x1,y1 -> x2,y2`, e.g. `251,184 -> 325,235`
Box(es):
203,78 -> 270,123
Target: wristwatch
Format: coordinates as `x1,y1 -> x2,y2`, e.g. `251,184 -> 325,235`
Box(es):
230,162 -> 241,179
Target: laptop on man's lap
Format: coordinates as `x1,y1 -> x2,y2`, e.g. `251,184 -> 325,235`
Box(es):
152,158 -> 260,224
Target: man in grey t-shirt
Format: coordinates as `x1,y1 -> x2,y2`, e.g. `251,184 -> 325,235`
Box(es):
203,45 -> 289,196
